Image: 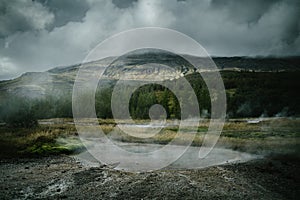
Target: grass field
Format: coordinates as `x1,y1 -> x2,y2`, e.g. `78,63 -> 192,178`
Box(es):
0,117 -> 299,158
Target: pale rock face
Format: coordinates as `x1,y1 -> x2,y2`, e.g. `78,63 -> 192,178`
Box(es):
103,63 -> 184,81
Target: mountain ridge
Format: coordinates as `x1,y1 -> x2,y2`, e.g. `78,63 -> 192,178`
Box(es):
1,54 -> 300,99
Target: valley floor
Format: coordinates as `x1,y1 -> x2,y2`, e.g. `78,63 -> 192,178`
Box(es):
0,118 -> 299,199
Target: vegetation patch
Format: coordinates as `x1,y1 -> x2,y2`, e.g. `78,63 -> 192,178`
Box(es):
0,124 -> 84,158
0,118 -> 299,158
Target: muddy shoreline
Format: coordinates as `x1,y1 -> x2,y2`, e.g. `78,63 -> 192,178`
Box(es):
1,154 -> 299,199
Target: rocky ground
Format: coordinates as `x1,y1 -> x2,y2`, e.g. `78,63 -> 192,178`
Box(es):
0,154 -> 299,199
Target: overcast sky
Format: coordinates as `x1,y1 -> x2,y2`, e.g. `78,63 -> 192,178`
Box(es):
0,0 -> 299,80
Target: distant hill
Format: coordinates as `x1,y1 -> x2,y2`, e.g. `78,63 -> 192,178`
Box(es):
0,52 -> 299,99
213,56 -> 300,72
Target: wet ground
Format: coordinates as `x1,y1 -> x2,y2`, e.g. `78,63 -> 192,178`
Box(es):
0,154 -> 299,199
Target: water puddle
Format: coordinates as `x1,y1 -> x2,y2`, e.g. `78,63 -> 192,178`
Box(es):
74,141 -> 260,171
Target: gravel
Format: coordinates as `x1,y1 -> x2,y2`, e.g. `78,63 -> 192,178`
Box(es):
0,154 -> 299,199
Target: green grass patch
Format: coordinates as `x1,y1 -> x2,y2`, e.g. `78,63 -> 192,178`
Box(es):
0,124 -> 84,158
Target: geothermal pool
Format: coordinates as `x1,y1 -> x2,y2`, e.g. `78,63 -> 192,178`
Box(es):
74,141 -> 259,171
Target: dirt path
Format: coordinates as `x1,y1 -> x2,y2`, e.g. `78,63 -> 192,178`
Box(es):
0,155 -> 299,199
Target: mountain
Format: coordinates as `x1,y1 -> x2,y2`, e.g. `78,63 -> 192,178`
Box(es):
0,52 -> 300,100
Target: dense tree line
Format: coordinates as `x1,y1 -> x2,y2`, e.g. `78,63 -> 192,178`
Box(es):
222,71 -> 300,117
94,71 -> 300,119
0,71 -> 299,127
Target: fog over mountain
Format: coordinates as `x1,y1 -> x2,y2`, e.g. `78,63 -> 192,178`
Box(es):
0,0 -> 300,80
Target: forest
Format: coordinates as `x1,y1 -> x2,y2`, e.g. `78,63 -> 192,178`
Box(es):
0,71 -> 299,127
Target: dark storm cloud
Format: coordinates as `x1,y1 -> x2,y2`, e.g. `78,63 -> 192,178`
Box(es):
208,0 -> 300,52
36,0 -> 90,29
0,0 -> 89,38
210,0 -> 280,24
112,0 -> 137,9
0,0 -> 299,80
0,0 -> 54,38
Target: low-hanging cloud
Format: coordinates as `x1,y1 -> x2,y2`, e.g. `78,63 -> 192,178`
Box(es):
0,0 -> 299,80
